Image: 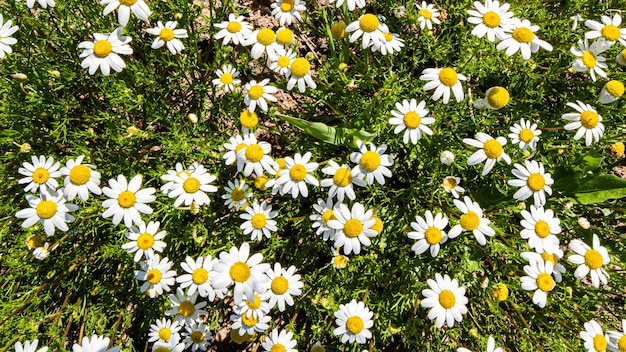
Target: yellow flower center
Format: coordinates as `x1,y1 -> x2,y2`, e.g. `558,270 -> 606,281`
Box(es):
93,40 -> 113,58
257,28 -> 276,46
178,300 -> 195,317
25,235 -> 45,249
487,87 -> 510,109
137,233 -> 155,250
240,111 -> 258,129
251,213 -> 267,229
322,209 -> 335,225
271,276 -> 289,295
622,49 -> 626,62
32,167 -> 50,184
370,216 -> 383,234
581,51 -> 597,68
255,175 -> 269,190
190,331 -> 205,343
419,8 -> 433,20
346,316 -> 364,334
235,143 -> 248,154
438,68 -> 458,87
593,334 -> 608,352
512,27 -> 535,43
534,220 -> 551,238
245,144 -> 264,162
483,139 -> 503,159
276,28 -> 294,45
159,28 -> 175,42
580,110 -> 599,129
158,327 -> 172,341
311,346 -> 325,352
183,177 -> 201,193
611,142 -> 625,157
333,254 -> 348,268
331,22 -> 346,40
289,164 -> 307,181
344,219 -> 363,238
527,173 -> 546,191
492,283 -> 509,301
606,80 -> 625,97
403,112 -> 421,129
153,347 -> 170,352
220,72 -> 234,85
248,85 -> 265,100
241,313 -> 257,327
69,165 -> 91,185
230,262 -> 251,282
118,190 -> 137,208
146,268 -> 162,284
584,249 -> 604,270
483,11 -> 501,28
519,128 -> 534,143
617,335 -> 626,352
118,0 -> 136,5
536,272 -> 554,292
360,151 -> 381,171
246,293 -> 262,309
270,344 -> 287,352
601,24 -> 621,41
333,167 -> 352,187
231,188 -> 245,201
36,200 -> 57,219
383,32 -> 393,42
280,0 -> 294,12
291,58 -> 311,78
443,177 -> 457,189
227,21 -> 242,33
424,226 -> 443,244
541,251 -> 558,266
438,289 -> 456,309
359,14 -> 380,33
192,267 -> 209,284
277,56 -> 291,68
459,211 -> 480,231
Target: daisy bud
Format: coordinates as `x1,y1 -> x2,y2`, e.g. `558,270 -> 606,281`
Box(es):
599,80 -> 624,104
610,141 -> 625,157
338,63 -> 348,72
331,22 -> 346,40
564,201 -> 574,210
174,12 -> 183,20
480,277 -> 489,288
49,70 -> 61,78
190,201 -> 200,215
578,217 -> 591,229
394,5 -> 407,18
484,86 -> 510,110
439,150 -> 454,165
347,80 -> 357,91
20,143 -> 32,153
311,341 -> 325,352
492,283 -> 509,301
240,110 -> 258,129
187,113 -> 198,124
617,49 -> 626,66
25,234 -> 45,249
33,244 -> 50,260
127,126 -> 140,136
12,73 -> 27,81
254,175 -> 270,191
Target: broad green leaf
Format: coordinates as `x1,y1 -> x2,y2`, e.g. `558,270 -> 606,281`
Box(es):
276,113 -> 375,147
571,174 -> 626,204
580,151 -> 604,173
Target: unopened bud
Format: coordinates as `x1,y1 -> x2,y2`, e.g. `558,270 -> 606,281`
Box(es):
12,73 -> 27,81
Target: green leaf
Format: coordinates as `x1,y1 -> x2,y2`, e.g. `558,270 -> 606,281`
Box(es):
276,113 -> 375,147
571,174 -> 626,204
579,151 -> 604,173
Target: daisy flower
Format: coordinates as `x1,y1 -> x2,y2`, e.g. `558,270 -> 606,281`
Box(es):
244,79 -> 278,113
599,80 -> 624,104
333,300 -> 373,344
271,0 -> 305,26
571,39 -> 608,82
331,247 -> 349,268
78,28 -> 133,76
18,155 -> 62,193
373,32 -> 405,55
496,18 -> 553,60
520,258 -> 558,308
73,335 -> 119,352
518,205 -> 561,253
463,133 -> 511,175
607,320 -> 626,352
147,21 -> 188,55
100,0 -> 150,27
345,13 -> 386,49
407,210 -> 449,257
135,255 -> 177,298
122,220 -> 167,262
59,155 -> 102,201
233,292 -> 270,320
507,160 -> 554,206
508,118 -> 541,151
223,134 -> 247,166
562,100 -> 605,146
521,245 -> 566,282
617,49 -> 626,66
475,86 -> 510,110
331,0 -> 364,11
101,174 -> 156,228
151,340 -> 185,352
448,196 -> 495,246
321,161 -> 365,202
420,67 -> 467,104
440,150 -> 455,165
287,57 -> 317,93
585,13 -> 626,47
467,0 -> 515,42
458,336 -> 503,352
236,134 -> 276,177
214,14 -> 252,46
222,180 -> 252,210
212,64 -> 241,93
261,329 -> 297,352
26,0 -> 54,8
15,190 -> 77,236
569,234 -> 610,288
274,152 -> 319,198
148,318 -> 181,344
442,176 -> 465,198
182,322 -> 212,352
416,1 -> 441,30
176,255 -> 222,300
310,198 -> 337,240
240,200 -> 278,241
14,340 -> 48,352
421,273 -> 468,328
269,47 -> 296,76
160,162 -> 196,195
240,110 -> 259,131
388,99 -> 434,145
350,140 -> 394,185
245,28 -> 280,59
327,202 -> 377,255
33,243 -> 50,260
0,15 -> 19,58
580,320 -> 609,352
212,242 -> 271,304
230,311 -> 271,336
165,288 -> 208,326
167,165 -> 217,207
261,262 -> 303,312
